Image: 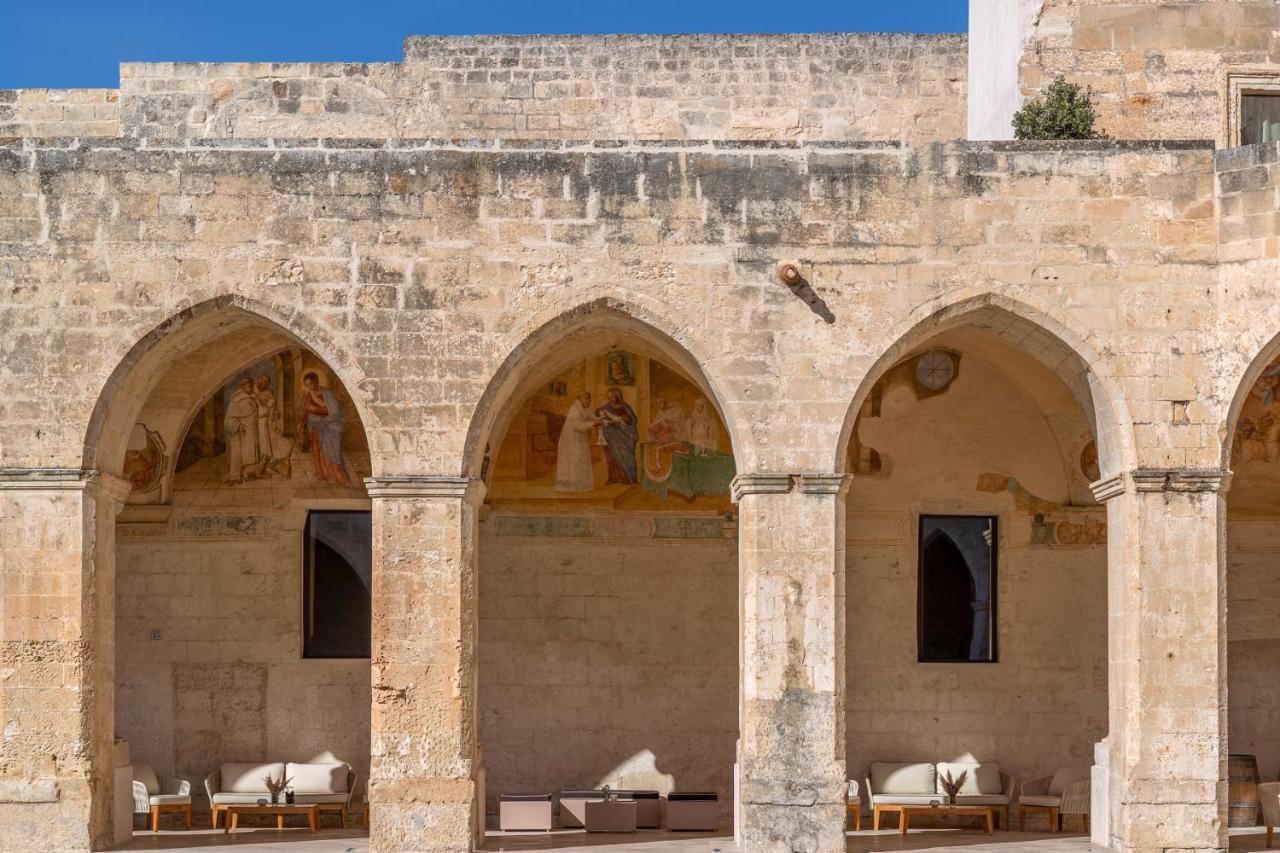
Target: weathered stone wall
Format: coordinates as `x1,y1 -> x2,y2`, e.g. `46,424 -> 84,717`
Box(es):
0,89 -> 119,138
1020,0 -> 1280,144
477,531 -> 737,821
105,33 -> 968,142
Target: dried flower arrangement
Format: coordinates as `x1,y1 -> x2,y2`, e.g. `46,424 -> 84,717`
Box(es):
939,769 -> 967,805
264,770 -> 293,804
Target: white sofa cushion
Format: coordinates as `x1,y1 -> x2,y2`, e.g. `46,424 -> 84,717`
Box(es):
871,794 -> 945,806
936,762 -> 1003,795
286,762 -> 349,794
133,764 -> 160,796
293,793 -> 350,805
221,762 -> 284,794
953,794 -> 1010,806
148,794 -> 191,806
1048,767 -> 1091,795
211,793 -> 273,805
870,762 -> 936,795
1021,794 -> 1063,807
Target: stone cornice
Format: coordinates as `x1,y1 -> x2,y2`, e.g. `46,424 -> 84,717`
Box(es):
363,475 -> 485,501
1090,468 -> 1232,502
0,468 -> 96,490
730,473 -> 794,502
730,472 -> 851,501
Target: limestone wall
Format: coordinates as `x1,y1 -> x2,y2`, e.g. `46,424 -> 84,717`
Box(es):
110,33 -> 967,142
477,531 -> 736,819
0,89 -> 119,138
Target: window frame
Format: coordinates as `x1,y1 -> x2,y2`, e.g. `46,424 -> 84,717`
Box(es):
302,508 -> 373,660
916,513 -> 999,665
1226,69 -> 1280,147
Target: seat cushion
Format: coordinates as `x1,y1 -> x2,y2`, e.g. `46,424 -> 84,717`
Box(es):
953,794 -> 1010,806
872,794 -> 948,806
221,762 -> 284,794
502,793 -> 553,802
870,762 -> 937,795
286,762 -> 349,794
133,764 -> 160,796
292,793 -> 349,805
1048,767 -> 1091,795
149,794 -> 191,806
1020,794 -> 1064,807
668,792 -> 717,801
212,793 -> 275,805
936,762 -> 1002,795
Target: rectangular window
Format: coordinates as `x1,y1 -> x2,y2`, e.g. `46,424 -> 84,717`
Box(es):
917,515 -> 997,663
1241,93 -> 1280,145
303,510 -> 372,659
1228,72 -> 1280,146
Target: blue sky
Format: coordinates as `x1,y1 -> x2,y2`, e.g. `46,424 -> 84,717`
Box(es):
5,0 -> 967,89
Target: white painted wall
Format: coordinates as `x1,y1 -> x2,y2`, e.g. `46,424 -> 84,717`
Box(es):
968,0 -> 1043,139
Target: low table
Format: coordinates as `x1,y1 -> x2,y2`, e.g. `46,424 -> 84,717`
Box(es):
223,803 -> 319,833
899,804 -> 995,835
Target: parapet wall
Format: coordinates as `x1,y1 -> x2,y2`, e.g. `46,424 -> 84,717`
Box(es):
5,33 -> 968,144
0,88 -> 119,137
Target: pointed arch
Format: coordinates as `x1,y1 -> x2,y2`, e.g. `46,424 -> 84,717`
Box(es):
83,294 -> 379,478
835,292 -> 1132,480
461,296 -> 743,480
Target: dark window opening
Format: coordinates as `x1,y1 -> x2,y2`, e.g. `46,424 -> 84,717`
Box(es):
918,515 -> 997,663
303,510 -> 372,658
1242,93 -> 1280,145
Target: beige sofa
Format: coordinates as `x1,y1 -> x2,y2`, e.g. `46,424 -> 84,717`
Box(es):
864,761 -> 1014,830
204,761 -> 356,828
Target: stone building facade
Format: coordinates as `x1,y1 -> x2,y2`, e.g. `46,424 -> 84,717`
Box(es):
6,3 -> 1280,853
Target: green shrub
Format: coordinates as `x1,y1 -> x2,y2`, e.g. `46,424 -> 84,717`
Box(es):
1012,77 -> 1105,140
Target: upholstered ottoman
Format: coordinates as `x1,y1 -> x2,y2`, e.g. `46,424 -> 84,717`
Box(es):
617,790 -> 660,828
585,798 -> 637,832
667,791 -> 718,831
499,793 -> 552,831
558,789 -> 601,828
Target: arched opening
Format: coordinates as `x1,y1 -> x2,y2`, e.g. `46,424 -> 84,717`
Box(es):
88,300 -> 375,838
469,307 -> 739,842
1223,343 -> 1280,839
840,303 -> 1116,837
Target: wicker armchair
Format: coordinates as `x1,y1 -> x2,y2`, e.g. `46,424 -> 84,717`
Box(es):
132,764 -> 192,831
1260,782 -> 1280,847
846,779 -> 861,831
1019,768 -> 1090,832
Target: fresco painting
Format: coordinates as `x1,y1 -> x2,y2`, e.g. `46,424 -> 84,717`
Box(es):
1231,354 -> 1280,513
174,348 -> 369,493
489,351 -> 735,511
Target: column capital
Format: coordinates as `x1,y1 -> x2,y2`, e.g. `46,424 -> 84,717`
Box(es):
1090,468 -> 1232,502
730,472 -> 851,502
364,475 -> 486,503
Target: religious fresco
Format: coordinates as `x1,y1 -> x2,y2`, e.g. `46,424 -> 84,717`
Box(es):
977,473 -> 1107,546
173,348 -> 370,493
487,351 -> 735,512
124,424 -> 168,496
1229,355 -> 1280,513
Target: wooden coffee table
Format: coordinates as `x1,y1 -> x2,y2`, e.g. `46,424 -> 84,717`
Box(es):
899,804 -> 995,834
223,803 -> 319,833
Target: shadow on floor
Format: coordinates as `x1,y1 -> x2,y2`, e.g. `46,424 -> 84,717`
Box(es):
118,827 -> 368,851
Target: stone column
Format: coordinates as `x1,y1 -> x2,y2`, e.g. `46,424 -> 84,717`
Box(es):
733,472 -> 848,853
1092,469 -> 1228,853
364,476 -> 484,853
0,469 -> 129,853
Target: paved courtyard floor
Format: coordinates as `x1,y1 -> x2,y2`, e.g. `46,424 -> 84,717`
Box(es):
115,826 -> 1274,852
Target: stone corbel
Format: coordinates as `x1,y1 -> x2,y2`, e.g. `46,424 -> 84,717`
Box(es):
730,473 -> 793,503
1090,468 -> 1232,503
363,475 -> 487,504
796,473 -> 851,495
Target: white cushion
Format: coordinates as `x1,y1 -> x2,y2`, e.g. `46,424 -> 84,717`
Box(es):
1048,767 -> 1091,796
293,793 -> 350,804
221,762 -> 284,794
870,762 -> 936,795
954,794 -> 1010,806
936,762 -> 1003,795
212,793 -> 274,805
133,764 -> 160,796
286,762 -> 349,794
1021,794 -> 1063,807
871,794 -> 947,805
149,794 -> 191,806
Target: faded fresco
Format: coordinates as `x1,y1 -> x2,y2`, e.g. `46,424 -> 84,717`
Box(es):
1232,356 -> 1280,513
173,348 -> 370,496
488,352 -> 735,511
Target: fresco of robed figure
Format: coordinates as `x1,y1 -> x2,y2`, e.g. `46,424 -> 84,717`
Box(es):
173,348 -> 369,498
489,350 -> 735,511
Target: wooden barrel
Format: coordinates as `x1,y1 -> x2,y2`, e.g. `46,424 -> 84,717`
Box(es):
1228,753 -> 1261,828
